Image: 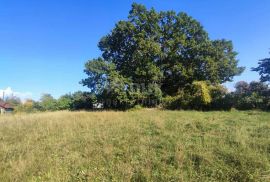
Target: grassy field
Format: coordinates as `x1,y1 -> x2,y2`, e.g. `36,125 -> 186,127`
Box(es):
0,110 -> 269,181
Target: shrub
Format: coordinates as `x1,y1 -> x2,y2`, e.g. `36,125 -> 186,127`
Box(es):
15,99 -> 39,113
128,105 -> 144,111
234,92 -> 264,110
57,94 -> 73,110
233,81 -> 270,110
162,81 -> 212,110
71,91 -> 97,110
190,81 -> 212,110
209,85 -> 233,110
39,94 -> 58,111
162,95 -> 182,110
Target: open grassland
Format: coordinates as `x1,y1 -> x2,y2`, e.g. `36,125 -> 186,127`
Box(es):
0,110 -> 270,182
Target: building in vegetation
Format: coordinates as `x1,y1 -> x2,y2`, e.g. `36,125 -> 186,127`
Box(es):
0,100 -> 14,114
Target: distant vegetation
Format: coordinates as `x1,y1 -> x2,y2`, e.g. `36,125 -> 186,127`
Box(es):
8,91 -> 96,113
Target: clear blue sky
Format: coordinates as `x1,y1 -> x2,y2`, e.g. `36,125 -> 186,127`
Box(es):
1,0 -> 270,100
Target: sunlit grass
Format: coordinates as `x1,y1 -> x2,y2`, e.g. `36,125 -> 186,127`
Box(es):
0,110 -> 269,181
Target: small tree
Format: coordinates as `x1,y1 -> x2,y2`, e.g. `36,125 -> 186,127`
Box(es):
40,94 -> 58,111
57,94 -> 73,110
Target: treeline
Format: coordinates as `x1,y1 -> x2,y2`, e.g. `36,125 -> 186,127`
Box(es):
6,92 -> 96,113
6,79 -> 269,113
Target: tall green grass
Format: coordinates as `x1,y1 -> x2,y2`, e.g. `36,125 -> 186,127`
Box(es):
0,110 -> 269,181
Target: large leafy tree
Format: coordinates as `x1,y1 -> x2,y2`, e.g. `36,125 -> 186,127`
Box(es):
252,53 -> 270,82
82,3 -> 244,107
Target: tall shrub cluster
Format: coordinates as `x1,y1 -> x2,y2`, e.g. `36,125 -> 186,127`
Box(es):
232,81 -> 270,110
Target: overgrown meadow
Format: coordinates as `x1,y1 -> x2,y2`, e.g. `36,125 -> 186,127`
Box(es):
0,110 -> 269,181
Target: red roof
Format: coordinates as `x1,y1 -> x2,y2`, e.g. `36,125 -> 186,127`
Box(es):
0,100 -> 13,109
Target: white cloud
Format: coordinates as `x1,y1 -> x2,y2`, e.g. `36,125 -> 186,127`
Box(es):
0,87 -> 32,101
